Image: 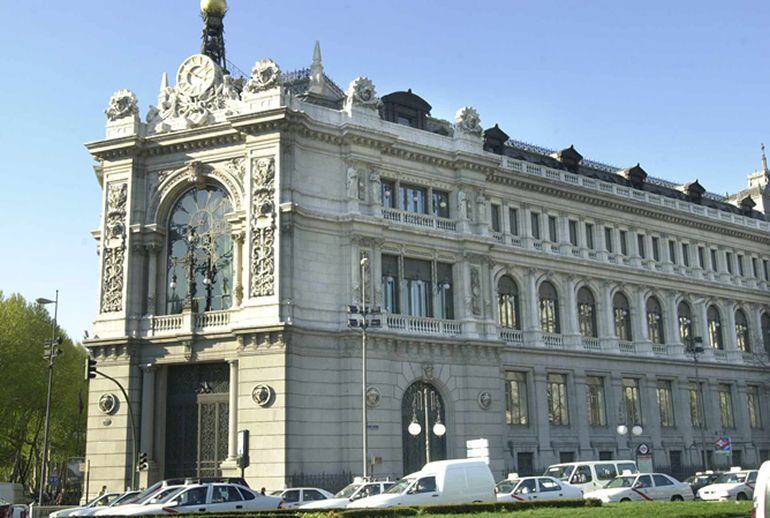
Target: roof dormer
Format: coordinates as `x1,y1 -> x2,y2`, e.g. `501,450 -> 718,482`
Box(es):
621,163 -> 648,189
682,180 -> 706,203
380,89 -> 432,129
551,145 -> 583,172
483,124 -> 509,155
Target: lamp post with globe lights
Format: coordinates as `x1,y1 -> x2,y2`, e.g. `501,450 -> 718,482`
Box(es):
617,424 -> 644,462
683,332 -> 708,471
408,384 -> 446,464
36,291 -> 59,505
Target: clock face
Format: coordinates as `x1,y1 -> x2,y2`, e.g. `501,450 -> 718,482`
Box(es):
177,54 -> 218,97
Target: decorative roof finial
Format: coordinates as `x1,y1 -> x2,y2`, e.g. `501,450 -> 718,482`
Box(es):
200,0 -> 228,73
309,40 -> 324,95
761,143 -> 768,174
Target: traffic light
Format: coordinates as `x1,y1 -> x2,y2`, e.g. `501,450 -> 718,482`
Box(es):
137,452 -> 148,471
43,337 -> 64,361
85,358 -> 97,380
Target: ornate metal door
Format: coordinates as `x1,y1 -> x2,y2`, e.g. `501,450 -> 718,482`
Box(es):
401,381 -> 447,475
165,363 -> 229,478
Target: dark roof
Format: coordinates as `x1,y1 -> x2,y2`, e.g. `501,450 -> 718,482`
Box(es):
381,89 -> 432,113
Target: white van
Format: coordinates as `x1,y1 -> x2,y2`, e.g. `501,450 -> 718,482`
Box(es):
544,460 -> 638,492
754,461 -> 770,518
347,459 -> 496,508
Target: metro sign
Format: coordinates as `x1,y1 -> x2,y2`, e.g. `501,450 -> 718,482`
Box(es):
715,437 -> 732,452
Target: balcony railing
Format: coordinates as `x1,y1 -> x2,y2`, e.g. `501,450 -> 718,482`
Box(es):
652,343 -> 668,356
195,309 -> 230,331
581,337 -> 600,351
386,314 -> 461,336
541,332 -> 563,348
618,341 -> 635,353
382,208 -> 457,232
151,314 -> 183,334
500,328 -> 524,345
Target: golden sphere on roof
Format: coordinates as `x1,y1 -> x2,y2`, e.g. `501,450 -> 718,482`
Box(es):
200,0 -> 227,15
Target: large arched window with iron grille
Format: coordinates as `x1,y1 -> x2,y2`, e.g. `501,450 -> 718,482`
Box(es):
708,305 -> 723,350
538,281 -> 560,333
646,296 -> 664,344
497,275 -> 520,329
613,292 -> 632,341
166,186 -> 233,314
577,287 -> 597,338
678,301 -> 692,343
762,313 -> 770,355
735,309 -> 750,352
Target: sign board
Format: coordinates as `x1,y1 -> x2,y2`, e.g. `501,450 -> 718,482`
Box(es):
715,436 -> 732,453
636,442 -> 651,456
466,438 -> 490,464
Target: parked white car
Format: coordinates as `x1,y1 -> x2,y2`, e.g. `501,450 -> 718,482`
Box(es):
71,491 -> 141,516
93,486 -> 185,516
753,461 -> 770,518
299,479 -> 394,509
698,467 -> 758,501
116,483 -> 281,515
49,493 -> 122,518
585,473 -> 693,502
269,487 -> 334,509
496,475 -> 582,503
347,459 -> 496,509
544,460 -> 638,493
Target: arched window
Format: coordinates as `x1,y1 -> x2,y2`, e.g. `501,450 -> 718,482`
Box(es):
497,275 -> 520,329
707,305 -> 723,350
577,287 -> 597,338
166,186 -> 233,314
538,281 -> 560,333
735,309 -> 750,352
646,296 -> 664,344
762,313 -> 770,355
678,301 -> 692,343
613,292 -> 632,341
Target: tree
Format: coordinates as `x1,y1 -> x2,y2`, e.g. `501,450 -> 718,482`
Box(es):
0,292 -> 87,496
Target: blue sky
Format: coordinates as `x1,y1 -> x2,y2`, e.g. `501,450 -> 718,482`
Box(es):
1,0 -> 768,339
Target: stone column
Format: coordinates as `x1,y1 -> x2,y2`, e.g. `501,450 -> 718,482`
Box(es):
642,374 -> 663,453
563,277 -> 579,345
525,269 -> 540,333
628,228 -> 641,267
599,282 -> 617,352
573,370 -> 592,456
533,367 -> 553,464
227,359 -> 239,460
674,378 -> 694,465
139,365 -> 156,486
723,303 -> 739,358
232,231 -> 244,307
734,382 -> 751,447
145,245 -> 159,315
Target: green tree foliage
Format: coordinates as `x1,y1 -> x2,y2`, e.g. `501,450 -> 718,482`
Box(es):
0,292 -> 87,492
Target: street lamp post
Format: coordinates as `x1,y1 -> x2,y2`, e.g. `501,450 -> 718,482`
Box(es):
407,384 -> 446,463
616,423 -> 643,461
684,334 -> 708,471
36,291 -> 59,506
347,256 -> 381,478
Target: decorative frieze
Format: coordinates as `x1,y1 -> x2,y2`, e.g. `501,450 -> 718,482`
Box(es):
101,183 -> 128,313
250,156 -> 276,297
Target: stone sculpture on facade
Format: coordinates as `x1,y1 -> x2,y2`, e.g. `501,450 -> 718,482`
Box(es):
344,77 -> 380,110
454,106 -> 482,136
244,59 -> 282,94
346,167 -> 359,199
250,157 -> 276,297
101,183 -> 128,313
369,170 -> 382,205
105,90 -> 139,121
470,266 -> 482,316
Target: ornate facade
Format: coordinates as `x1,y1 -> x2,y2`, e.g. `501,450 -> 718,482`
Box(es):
83,9 -> 770,495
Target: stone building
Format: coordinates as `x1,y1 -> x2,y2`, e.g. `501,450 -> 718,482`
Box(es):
83,0 -> 770,494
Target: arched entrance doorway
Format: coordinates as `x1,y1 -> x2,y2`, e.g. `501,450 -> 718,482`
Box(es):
401,381 -> 447,475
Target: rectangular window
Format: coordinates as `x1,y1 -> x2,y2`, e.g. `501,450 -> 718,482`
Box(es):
748,385 -> 762,429
490,204 -> 501,232
682,243 -> 690,267
669,240 -> 677,264
718,383 -> 734,429
432,190 -> 449,218
652,237 -> 660,262
637,234 -> 646,259
726,252 -> 734,274
738,254 -> 745,277
547,373 -> 569,425
505,372 -> 528,425
689,381 -> 704,429
764,259 -> 769,280
711,249 -> 718,272
620,231 -> 628,256
586,376 -> 606,427
585,223 -> 595,250
752,257 -> 759,278
509,208 -> 519,236
399,184 -> 427,214
548,216 -> 558,243
604,227 -> 614,253
435,262 -> 454,320
381,254 -> 400,314
531,212 -> 541,239
623,378 -> 642,426
657,380 -> 675,427
568,220 -> 578,246
403,258 -> 432,317
698,246 -> 705,268
381,180 -> 396,209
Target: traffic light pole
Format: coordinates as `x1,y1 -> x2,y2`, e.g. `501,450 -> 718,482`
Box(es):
38,290 -> 58,506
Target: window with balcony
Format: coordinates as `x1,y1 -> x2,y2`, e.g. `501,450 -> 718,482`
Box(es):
762,313 -> 770,355
708,305 -> 723,350
382,255 -> 454,321
585,223 -> 595,250
381,180 -> 396,209
689,381 -> 704,429
682,243 -> 690,267
677,301 -> 692,343
646,296 -> 664,344
710,249 -> 718,272
698,246 -> 705,269
568,220 -> 578,246
586,376 -> 606,427
735,309 -> 750,352
490,204 -> 501,232
548,216 -> 558,243
726,252 -> 734,274
577,287 -> 597,338
613,292 -> 632,341
718,383 -> 734,428
382,254 -> 400,314
432,190 -> 449,218
531,212 -> 541,240
547,373 -> 569,425
652,237 -> 660,262
620,231 -> 628,256
605,227 -> 614,253
539,281 -> 560,333
505,371 -> 528,425
657,380 -> 675,427
668,240 -> 677,264
497,275 -> 520,329
747,385 -> 762,429
399,184 -> 428,214
752,257 -> 759,278
435,262 -> 454,320
637,234 -> 646,259
623,378 -> 642,426
509,208 -> 519,236
404,258 -> 432,317
738,254 -> 745,277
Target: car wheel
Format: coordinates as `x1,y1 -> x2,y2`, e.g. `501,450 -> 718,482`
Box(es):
671,495 -> 684,502
620,498 -> 631,503
736,492 -> 747,501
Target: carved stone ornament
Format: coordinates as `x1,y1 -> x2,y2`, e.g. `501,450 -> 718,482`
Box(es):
470,266 -> 482,316
454,106 -> 482,136
477,391 -> 492,410
422,364 -> 434,381
250,157 -> 276,297
105,89 -> 139,121
244,59 -> 282,94
252,384 -> 275,407
366,386 -> 382,408
345,77 -> 380,110
98,393 -> 119,415
100,183 -> 128,313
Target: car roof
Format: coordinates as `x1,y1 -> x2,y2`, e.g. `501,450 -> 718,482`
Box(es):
549,460 -> 636,467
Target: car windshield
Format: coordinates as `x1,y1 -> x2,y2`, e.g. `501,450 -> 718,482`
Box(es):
86,494 -> 115,507
496,480 -> 518,493
269,490 -> 283,496
108,492 -> 141,506
686,475 -> 711,484
147,487 -> 183,504
716,473 -> 747,484
335,483 -> 362,498
605,476 -> 636,488
545,466 -> 575,481
132,482 -> 166,504
385,478 -> 415,494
